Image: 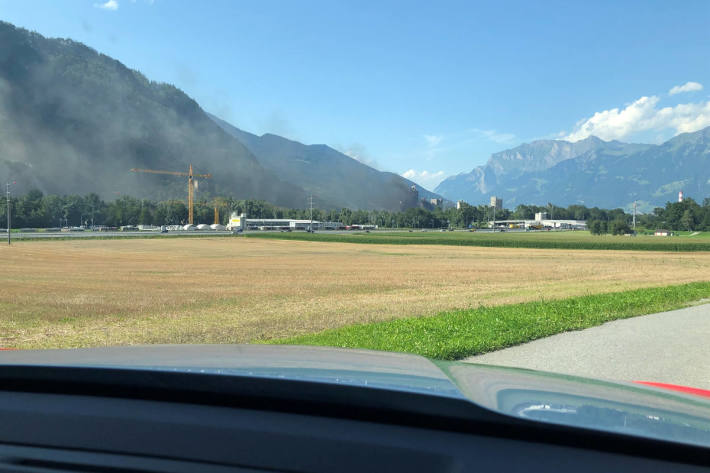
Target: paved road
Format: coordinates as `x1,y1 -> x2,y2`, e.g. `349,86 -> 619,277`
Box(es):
7,230 -> 383,239
464,303 -> 710,389
8,230 -> 234,239
4,228 -> 558,240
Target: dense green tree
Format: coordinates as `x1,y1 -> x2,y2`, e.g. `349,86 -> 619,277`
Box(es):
645,198 -> 706,231
569,205 -> 589,221
609,217 -> 631,235
138,206 -> 154,225
9,190 -> 710,233
41,194 -> 66,227
84,193 -> 106,227
16,189 -> 45,227
701,211 -> 710,231
154,200 -> 188,225
681,209 -> 695,231
589,220 -> 606,235
105,196 -> 141,226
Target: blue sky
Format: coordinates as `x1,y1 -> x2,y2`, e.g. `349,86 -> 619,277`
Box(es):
1,0 -> 709,190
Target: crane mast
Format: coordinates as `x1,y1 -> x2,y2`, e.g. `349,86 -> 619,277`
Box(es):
129,164 -> 212,225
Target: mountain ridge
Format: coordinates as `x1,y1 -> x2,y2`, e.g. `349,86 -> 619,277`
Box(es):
0,20 -> 443,211
209,113 -> 447,210
435,130 -> 709,210
5,19 -> 704,212
0,20 -> 310,206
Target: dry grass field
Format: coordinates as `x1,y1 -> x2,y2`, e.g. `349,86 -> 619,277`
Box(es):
1,237 -> 710,349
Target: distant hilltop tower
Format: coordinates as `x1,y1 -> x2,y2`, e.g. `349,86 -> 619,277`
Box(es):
679,190 -> 684,203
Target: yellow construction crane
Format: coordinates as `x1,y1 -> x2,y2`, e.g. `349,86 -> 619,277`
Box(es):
129,164 -> 212,225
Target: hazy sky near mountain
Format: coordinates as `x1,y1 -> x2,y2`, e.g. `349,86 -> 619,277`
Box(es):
1,0 -> 709,190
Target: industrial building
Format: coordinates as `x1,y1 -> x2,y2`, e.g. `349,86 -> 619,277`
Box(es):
248,219 -> 343,231
226,213 -> 343,231
490,196 -> 503,210
488,219 -> 587,230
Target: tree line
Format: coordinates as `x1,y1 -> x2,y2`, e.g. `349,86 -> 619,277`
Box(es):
2,189 -> 710,232
585,198 -> 710,234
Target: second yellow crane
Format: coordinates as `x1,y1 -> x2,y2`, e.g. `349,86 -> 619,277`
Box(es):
129,164 -> 212,225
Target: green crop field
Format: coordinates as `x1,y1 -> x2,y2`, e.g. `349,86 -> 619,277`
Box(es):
247,230 -> 710,251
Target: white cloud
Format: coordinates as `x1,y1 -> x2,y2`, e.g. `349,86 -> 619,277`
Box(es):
420,128 -> 516,154
470,128 -> 516,144
424,134 -> 443,147
94,0 -> 119,10
342,149 -> 362,160
563,95 -> 710,142
401,169 -> 447,189
336,143 -> 380,169
669,81 -> 703,95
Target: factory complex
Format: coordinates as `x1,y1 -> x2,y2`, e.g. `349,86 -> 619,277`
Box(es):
488,219 -> 587,230
227,213 -> 363,231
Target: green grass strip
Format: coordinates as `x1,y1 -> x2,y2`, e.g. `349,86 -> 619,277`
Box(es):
269,282 -> 710,360
245,231 -> 710,251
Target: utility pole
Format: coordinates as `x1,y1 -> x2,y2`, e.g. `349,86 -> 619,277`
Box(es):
309,195 -> 313,232
633,201 -> 637,231
188,164 -> 194,225
6,182 -> 10,246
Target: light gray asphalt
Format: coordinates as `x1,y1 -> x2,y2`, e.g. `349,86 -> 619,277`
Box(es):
464,303 -> 710,389
10,230 -> 233,239
5,228 -> 550,240
7,229 -> 382,239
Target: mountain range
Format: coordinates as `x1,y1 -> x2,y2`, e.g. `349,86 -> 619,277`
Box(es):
209,114 -> 443,210
435,129 -> 710,211
0,21 -> 442,211
3,20 -> 708,212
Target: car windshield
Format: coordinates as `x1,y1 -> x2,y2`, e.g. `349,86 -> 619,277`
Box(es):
1,0 -> 710,448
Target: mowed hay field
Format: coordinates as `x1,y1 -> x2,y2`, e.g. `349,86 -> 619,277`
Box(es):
2,237 -> 710,349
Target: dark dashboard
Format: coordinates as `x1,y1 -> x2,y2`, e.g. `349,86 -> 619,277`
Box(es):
0,371 -> 709,472
1,346 -> 710,472
0,390 -> 708,473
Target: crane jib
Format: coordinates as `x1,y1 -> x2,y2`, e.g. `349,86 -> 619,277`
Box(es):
129,165 -> 211,225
